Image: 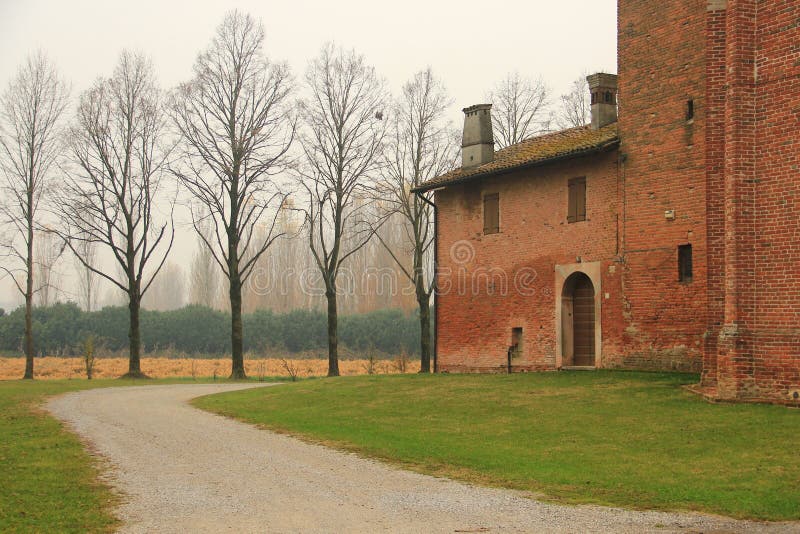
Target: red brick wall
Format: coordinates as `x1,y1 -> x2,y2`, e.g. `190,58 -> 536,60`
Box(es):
433,0 -> 800,398
433,0 -> 712,374
748,0 -> 800,402
710,0 -> 800,402
434,152 -> 621,372
616,0 -> 708,372
703,2 -> 728,388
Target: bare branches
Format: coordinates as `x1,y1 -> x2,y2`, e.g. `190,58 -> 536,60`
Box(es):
488,72 -> 551,148
297,43 -> 389,376
377,68 -> 458,372
380,68 -> 457,291
189,217 -> 221,308
57,51 -> 173,298
72,236 -> 99,311
557,73 -> 590,129
55,51 -> 173,377
170,10 -> 295,283
0,51 -> 69,378
142,262 -> 185,311
298,44 -> 389,283
0,51 -> 69,293
33,228 -> 65,306
170,10 -> 296,379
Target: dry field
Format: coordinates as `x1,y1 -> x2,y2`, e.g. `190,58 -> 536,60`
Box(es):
0,356 -> 419,380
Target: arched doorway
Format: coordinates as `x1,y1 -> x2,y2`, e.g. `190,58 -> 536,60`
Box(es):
561,272 -> 596,367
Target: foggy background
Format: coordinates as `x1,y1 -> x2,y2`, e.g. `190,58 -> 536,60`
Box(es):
0,0 -> 617,312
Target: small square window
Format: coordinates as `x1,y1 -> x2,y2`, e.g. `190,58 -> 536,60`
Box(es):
678,244 -> 693,283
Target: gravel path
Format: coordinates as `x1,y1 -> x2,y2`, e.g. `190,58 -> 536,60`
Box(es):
47,384 -> 796,533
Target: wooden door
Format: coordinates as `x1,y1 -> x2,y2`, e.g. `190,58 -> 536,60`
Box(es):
572,276 -> 595,366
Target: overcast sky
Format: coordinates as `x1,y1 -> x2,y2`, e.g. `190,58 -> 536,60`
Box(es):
0,0 -> 617,310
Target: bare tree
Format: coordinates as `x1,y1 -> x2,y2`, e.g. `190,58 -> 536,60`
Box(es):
298,44 -> 389,376
73,235 -> 99,311
378,68 -> 457,372
557,73 -> 590,129
170,11 -> 295,379
241,200 -> 300,313
488,72 -> 551,148
189,218 -> 220,309
0,52 -> 69,379
347,206 -> 410,314
56,51 -> 174,378
142,261 -> 184,310
34,228 -> 65,307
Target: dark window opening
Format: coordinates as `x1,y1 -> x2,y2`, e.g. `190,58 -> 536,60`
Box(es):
686,99 -> 694,121
567,177 -> 587,223
511,327 -> 523,358
678,244 -> 693,283
591,91 -> 616,106
483,193 -> 500,234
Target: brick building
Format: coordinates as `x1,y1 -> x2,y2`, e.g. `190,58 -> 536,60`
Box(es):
413,0 -> 800,404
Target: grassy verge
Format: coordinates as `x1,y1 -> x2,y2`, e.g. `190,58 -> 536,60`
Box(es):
0,379 -> 124,533
194,371 -> 800,521
0,376 -> 266,533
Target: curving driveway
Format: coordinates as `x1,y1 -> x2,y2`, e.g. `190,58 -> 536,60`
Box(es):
47,384 -> 796,533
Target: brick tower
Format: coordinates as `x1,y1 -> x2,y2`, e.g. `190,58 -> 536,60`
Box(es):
703,0 -> 800,403
619,0 -> 800,403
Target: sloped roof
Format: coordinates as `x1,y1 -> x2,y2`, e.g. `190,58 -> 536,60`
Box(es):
412,123 -> 619,193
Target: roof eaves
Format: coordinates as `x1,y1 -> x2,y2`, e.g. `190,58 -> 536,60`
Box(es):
411,137 -> 620,194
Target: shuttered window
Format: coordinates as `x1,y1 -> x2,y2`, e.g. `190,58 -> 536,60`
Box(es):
568,177 -> 587,223
483,193 -> 499,234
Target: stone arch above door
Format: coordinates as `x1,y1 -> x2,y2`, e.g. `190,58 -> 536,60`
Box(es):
555,262 -> 602,369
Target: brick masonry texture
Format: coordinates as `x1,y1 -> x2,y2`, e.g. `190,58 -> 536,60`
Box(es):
616,0 -> 708,373
431,0 -> 800,403
435,151 -> 620,373
706,0 -> 800,403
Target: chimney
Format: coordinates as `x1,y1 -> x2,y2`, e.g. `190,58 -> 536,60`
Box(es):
586,73 -> 618,130
461,104 -> 494,168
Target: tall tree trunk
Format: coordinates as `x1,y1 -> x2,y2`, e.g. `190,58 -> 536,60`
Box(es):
326,289 -> 339,377
124,293 -> 145,378
414,241 -> 432,373
229,274 -> 246,379
23,207 -> 34,379
23,292 -> 34,379
417,288 -> 432,373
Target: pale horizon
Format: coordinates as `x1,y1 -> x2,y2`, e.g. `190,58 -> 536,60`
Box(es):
0,0 -> 618,311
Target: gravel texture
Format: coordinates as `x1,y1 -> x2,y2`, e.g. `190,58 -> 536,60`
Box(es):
46,383 -> 797,533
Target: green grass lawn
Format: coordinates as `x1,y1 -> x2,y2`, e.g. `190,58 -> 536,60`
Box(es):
0,379 -> 124,533
194,371 -> 800,521
0,376 -> 269,533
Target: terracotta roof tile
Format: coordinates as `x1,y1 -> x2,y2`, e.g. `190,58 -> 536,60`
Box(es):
413,123 -> 619,192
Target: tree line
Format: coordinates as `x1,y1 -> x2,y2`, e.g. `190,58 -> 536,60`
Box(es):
0,10 -> 591,380
0,302 -> 421,358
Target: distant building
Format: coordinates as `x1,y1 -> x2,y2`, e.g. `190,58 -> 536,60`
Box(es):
414,0 -> 800,404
